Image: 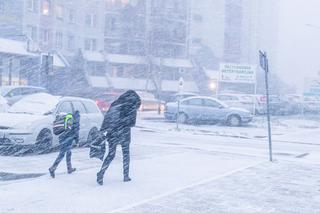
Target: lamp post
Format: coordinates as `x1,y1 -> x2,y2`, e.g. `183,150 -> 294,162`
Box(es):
176,77 -> 184,130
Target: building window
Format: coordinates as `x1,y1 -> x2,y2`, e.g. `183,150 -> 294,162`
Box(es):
55,32 -> 63,49
56,5 -> 63,19
193,14 -> 203,22
27,25 -> 38,41
85,14 -> 97,27
0,2 -> 5,14
68,9 -> 76,24
42,0 -> 50,16
85,38 -> 97,51
67,35 -> 75,50
0,58 -> 3,86
41,29 -> 50,44
27,0 -> 38,12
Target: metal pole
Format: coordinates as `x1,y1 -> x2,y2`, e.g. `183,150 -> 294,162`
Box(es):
265,56 -> 273,162
176,99 -> 180,130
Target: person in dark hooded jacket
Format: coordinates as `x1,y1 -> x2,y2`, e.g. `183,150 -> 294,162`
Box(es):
97,90 -> 141,185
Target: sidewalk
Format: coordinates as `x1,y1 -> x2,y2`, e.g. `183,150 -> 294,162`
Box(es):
121,161 -> 320,213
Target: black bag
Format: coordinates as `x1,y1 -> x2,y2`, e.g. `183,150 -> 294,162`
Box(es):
90,133 -> 106,161
53,115 -> 65,136
53,113 -> 73,136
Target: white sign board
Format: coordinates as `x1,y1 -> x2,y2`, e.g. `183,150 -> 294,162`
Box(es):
219,63 -> 256,83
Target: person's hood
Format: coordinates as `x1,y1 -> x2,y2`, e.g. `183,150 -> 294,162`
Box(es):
0,113 -> 48,130
112,90 -> 141,110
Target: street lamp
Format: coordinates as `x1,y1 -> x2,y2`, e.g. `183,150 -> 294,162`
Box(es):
209,81 -> 217,91
209,80 -> 218,96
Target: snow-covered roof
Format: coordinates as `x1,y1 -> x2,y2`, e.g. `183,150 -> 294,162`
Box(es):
0,38 -> 37,57
83,51 -> 105,62
110,77 -> 155,90
153,57 -> 193,68
53,54 -> 65,67
106,54 -> 147,65
88,76 -> 111,88
204,69 -> 219,79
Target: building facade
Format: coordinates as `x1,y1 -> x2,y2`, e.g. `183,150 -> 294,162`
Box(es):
188,0 -> 279,94
0,0 -> 198,95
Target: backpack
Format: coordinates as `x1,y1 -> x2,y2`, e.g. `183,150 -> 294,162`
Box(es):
53,113 -> 73,136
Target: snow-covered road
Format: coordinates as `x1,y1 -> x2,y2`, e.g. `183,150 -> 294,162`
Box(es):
1,113 -> 320,212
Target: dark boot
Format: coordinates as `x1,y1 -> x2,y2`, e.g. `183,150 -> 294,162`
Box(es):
124,176 -> 131,182
97,171 -> 104,186
49,168 -> 55,179
68,168 -> 76,174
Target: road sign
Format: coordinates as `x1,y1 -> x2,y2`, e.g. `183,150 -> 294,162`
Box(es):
259,51 -> 268,72
219,63 -> 256,83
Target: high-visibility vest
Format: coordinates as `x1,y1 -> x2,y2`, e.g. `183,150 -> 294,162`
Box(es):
64,113 -> 73,129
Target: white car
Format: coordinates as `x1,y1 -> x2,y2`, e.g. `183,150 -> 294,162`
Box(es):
0,95 -> 9,113
0,93 -> 103,149
0,86 -> 47,105
217,93 -> 265,114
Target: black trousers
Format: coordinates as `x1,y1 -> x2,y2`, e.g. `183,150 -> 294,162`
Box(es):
50,138 -> 73,171
99,129 -> 131,178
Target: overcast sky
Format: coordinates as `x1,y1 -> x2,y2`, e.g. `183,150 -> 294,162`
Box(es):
277,0 -> 320,90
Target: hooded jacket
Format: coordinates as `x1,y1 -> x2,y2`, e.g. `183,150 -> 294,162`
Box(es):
100,90 -> 141,133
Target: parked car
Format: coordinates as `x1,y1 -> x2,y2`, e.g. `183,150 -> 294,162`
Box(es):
0,86 -> 48,105
217,93 -> 266,114
164,96 -> 253,126
95,92 -> 121,113
268,95 -> 301,115
0,93 -> 103,149
136,91 -> 165,112
167,92 -> 197,103
302,96 -> 320,113
0,95 -> 9,113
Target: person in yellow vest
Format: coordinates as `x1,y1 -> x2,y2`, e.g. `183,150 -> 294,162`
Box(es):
49,112 -> 79,178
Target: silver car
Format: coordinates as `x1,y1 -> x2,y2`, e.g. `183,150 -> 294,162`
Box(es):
164,96 -> 253,126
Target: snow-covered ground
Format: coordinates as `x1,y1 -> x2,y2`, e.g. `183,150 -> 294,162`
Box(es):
1,112 -> 320,212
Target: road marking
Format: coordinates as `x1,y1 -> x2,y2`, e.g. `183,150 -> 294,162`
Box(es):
111,161 -> 266,213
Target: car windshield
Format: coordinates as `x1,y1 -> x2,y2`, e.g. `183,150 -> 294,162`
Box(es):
8,93 -> 59,115
0,87 -> 11,96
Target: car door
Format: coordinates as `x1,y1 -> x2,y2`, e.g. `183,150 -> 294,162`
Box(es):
181,98 -> 204,122
72,101 -> 89,142
82,100 -> 103,128
203,99 -> 228,122
56,101 -> 73,115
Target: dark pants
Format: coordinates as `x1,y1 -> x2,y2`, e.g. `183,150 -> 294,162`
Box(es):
50,138 -> 73,171
99,129 -> 131,178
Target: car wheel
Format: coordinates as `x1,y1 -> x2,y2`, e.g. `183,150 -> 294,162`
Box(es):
85,128 -> 99,147
176,113 -> 188,124
227,115 -> 241,127
35,129 -> 53,151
